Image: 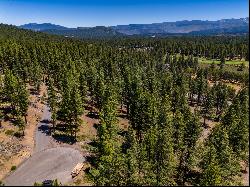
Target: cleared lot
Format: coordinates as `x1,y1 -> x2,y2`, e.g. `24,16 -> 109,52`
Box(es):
4,147 -> 84,186
3,104 -> 85,186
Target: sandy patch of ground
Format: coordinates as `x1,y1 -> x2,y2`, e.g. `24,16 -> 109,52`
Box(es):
243,166 -> 249,186
77,105 -> 129,142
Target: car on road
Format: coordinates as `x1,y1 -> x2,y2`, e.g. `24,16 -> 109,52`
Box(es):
42,179 -> 53,186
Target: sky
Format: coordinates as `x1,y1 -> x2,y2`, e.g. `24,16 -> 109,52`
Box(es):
0,0 -> 248,27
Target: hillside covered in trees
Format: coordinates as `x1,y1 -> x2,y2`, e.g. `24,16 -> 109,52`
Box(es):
0,23 -> 249,186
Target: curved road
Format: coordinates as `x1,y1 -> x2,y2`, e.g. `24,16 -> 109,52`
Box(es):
4,105 -> 84,186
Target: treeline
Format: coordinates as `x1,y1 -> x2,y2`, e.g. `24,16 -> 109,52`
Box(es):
0,24 -> 249,185
109,35 -> 249,61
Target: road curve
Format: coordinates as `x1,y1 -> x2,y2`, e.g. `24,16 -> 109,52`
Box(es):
4,147 -> 84,186
4,104 -> 84,186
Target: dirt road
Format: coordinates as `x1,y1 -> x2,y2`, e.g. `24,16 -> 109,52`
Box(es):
3,105 -> 84,186
34,105 -> 56,153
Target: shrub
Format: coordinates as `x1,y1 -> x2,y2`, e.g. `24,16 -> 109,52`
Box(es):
13,131 -> 23,138
5,129 -> 14,136
11,165 -> 16,171
0,180 -> 5,186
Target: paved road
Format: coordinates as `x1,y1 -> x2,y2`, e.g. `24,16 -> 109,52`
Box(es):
4,147 -> 84,186
4,104 -> 84,186
34,105 -> 55,153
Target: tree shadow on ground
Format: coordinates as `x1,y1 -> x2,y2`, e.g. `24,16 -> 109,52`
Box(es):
93,123 -> 100,129
84,105 -> 94,111
185,170 -> 202,186
0,107 -> 13,121
118,129 -> 128,137
29,87 -> 39,95
86,111 -> 99,119
38,124 -> 52,136
52,133 -> 76,144
40,119 -> 51,124
201,121 -> 210,129
85,155 -> 97,168
117,113 -> 127,119
85,140 -> 99,167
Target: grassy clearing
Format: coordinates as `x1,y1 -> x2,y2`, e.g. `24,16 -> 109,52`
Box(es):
199,58 -> 249,66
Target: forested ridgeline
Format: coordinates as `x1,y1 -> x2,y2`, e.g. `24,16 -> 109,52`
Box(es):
0,24 -> 249,186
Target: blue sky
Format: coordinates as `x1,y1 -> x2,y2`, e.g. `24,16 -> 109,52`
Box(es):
0,0 -> 248,27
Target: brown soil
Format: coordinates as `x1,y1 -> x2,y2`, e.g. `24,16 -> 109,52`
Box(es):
241,161 -> 249,186
69,105 -> 129,186
77,105 -> 129,142
190,105 -> 218,143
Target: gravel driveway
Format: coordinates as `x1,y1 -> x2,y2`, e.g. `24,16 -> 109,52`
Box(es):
3,104 -> 84,186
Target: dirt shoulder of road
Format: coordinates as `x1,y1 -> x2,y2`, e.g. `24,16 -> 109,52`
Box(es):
0,84 -> 46,181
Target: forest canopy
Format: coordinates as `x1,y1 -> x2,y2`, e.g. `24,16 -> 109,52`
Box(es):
0,23 -> 249,186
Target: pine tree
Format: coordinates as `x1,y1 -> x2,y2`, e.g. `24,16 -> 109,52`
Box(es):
153,97 -> 176,185
200,144 -> 224,186
208,126 -> 241,184
70,84 -> 83,139
16,80 -> 29,124
219,56 -> 225,70
196,69 -> 207,105
222,88 -> 249,165
16,114 -> 25,136
59,65 -> 83,140
202,87 -> 214,126
90,84 -> 120,185
48,78 -> 57,133
4,70 -> 28,122
213,82 -> 229,119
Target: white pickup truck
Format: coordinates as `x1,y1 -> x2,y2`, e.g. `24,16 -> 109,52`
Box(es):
71,163 -> 84,178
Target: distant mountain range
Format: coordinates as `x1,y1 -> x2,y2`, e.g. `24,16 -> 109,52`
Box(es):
112,18 -> 249,35
43,26 -> 125,39
19,18 -> 249,39
20,23 -> 68,31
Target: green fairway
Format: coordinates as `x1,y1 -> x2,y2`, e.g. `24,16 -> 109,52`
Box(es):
199,58 -> 249,66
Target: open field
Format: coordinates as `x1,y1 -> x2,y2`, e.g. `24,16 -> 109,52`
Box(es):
199,57 -> 249,66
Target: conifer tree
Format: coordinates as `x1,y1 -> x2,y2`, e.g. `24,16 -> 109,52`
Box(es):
90,84 -> 120,186
16,81 -> 29,124
48,78 -> 57,133
200,144 -> 224,186
208,126 -> 241,184
202,87 -> 214,126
